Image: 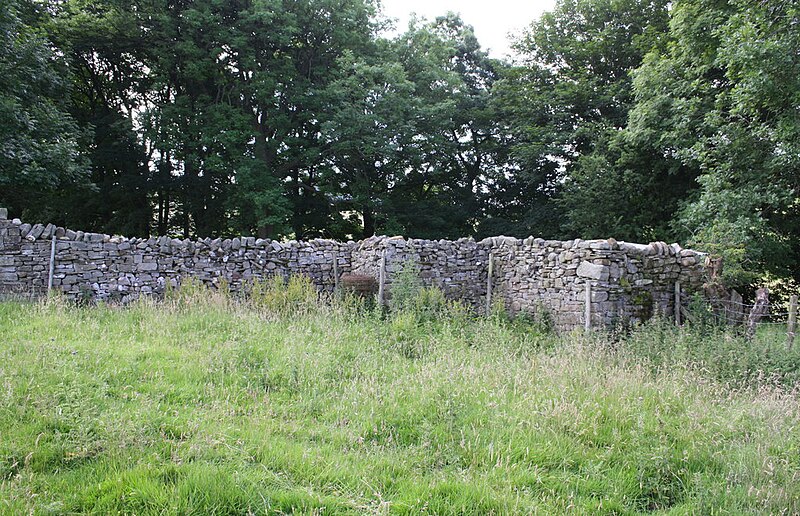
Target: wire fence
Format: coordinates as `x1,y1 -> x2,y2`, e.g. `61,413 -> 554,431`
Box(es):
682,290 -> 798,348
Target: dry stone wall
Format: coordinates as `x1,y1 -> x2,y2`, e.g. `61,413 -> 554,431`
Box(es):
351,235 -> 706,328
0,208 -> 707,330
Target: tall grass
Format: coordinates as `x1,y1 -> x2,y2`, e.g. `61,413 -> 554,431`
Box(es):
0,278 -> 798,514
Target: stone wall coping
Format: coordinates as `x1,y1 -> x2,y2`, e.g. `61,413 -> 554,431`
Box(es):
1,212 -> 702,259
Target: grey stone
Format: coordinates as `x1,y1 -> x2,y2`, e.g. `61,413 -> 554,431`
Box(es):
42,224 -> 56,239
576,261 -> 608,280
0,213 -> 708,330
28,224 -> 45,239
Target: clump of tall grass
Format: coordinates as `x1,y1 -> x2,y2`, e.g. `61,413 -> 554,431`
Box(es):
618,317 -> 800,389
244,274 -> 320,316
163,273 -> 324,318
388,259 -> 467,322
164,275 -> 232,310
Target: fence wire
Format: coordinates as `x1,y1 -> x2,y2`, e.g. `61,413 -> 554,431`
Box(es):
690,297 -> 795,329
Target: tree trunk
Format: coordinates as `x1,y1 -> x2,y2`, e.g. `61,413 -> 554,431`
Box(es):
362,205 -> 375,238
746,287 -> 770,339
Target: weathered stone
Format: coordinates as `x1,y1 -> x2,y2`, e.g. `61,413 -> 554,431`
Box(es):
576,261 -> 608,280
588,240 -> 610,250
0,216 -> 707,330
28,224 -> 45,240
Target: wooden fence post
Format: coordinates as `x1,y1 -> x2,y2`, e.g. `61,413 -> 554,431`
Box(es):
788,294 -> 797,350
674,281 -> 681,326
377,249 -> 386,308
332,253 -> 340,293
47,234 -> 56,292
746,287 -> 769,339
585,282 -> 592,331
486,251 -> 494,315
729,289 -> 744,326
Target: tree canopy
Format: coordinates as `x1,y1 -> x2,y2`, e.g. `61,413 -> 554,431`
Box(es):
0,0 -> 797,287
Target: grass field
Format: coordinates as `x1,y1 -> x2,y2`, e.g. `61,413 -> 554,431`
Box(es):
1,283 -> 800,514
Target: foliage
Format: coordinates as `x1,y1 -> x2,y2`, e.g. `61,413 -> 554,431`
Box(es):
628,0 -> 800,287
0,0 -> 90,221
489,0 -> 672,240
1,0 -> 798,288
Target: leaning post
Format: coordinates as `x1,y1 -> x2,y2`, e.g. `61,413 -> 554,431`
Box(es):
47,234 -> 56,292
746,287 -> 769,340
584,282 -> 592,331
788,295 -> 798,350
377,249 -> 386,308
486,251 -> 494,315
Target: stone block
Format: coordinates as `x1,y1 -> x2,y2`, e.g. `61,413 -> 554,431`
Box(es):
42,223 -> 56,239
577,261 -> 609,281
28,224 -> 45,239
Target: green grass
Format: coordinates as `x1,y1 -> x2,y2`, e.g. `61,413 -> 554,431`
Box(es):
1,289 -> 799,514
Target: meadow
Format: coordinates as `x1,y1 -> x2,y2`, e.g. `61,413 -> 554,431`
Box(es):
1,279 -> 799,514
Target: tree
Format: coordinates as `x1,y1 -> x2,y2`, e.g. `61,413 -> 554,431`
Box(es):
230,0 -> 379,239
321,14 -> 509,239
392,14 -> 510,239
45,0 -> 152,235
0,0 -> 90,222
320,48 -> 418,238
491,0 -> 671,239
628,0 -> 800,285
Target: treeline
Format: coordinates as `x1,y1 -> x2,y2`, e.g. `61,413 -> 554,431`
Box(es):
1,0 -> 798,287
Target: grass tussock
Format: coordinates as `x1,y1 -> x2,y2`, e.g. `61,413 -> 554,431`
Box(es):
1,277 -> 799,514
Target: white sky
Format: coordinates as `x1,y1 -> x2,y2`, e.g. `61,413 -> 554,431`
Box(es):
379,0 -> 557,59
